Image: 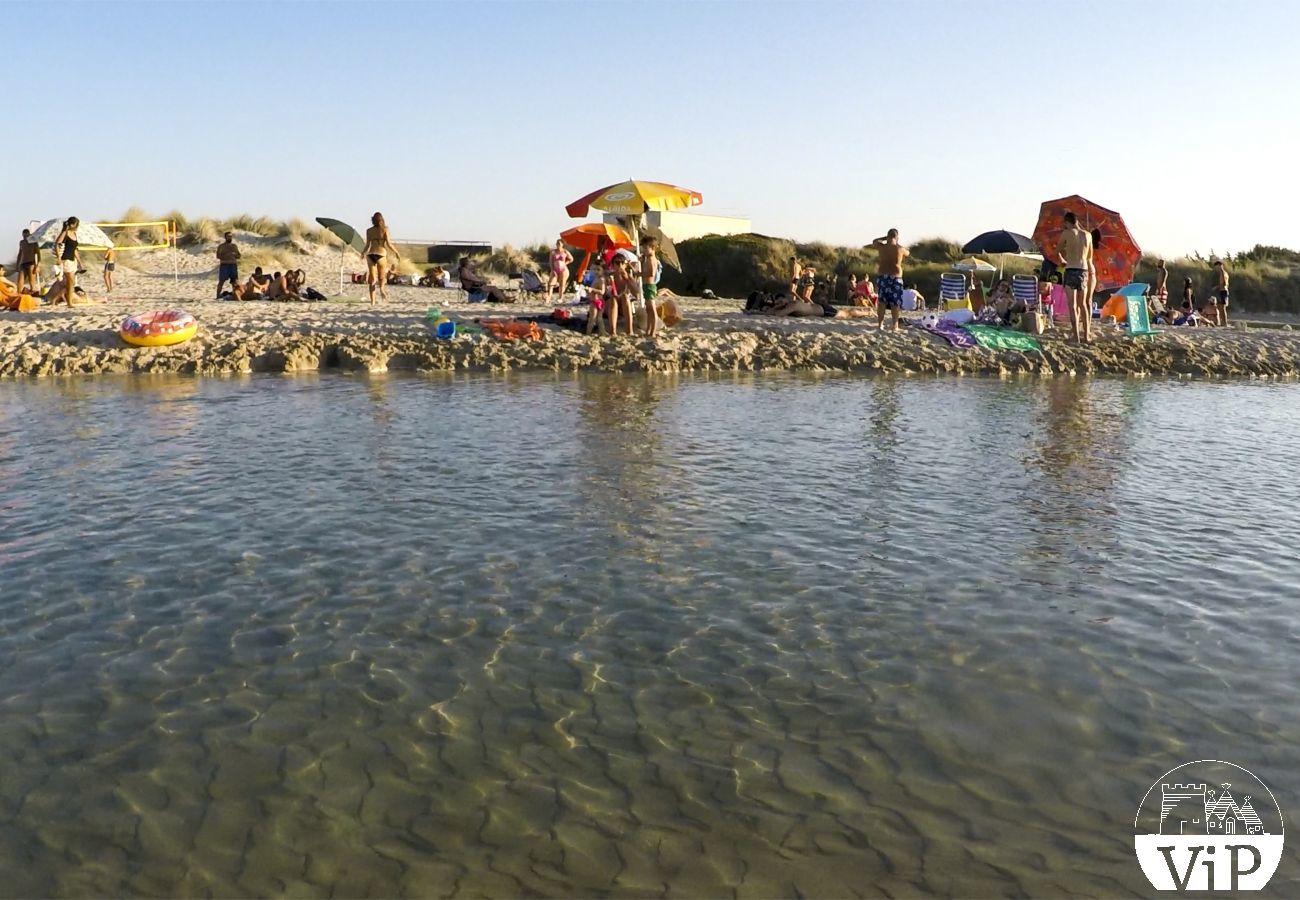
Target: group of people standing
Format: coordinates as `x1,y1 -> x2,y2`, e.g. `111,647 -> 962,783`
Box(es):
10,217 -> 111,306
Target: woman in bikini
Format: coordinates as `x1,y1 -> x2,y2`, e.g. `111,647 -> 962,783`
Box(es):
363,212 -> 399,306
547,239 -> 574,302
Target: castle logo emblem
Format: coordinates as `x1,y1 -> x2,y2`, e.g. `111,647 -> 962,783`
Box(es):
1135,760 -> 1284,891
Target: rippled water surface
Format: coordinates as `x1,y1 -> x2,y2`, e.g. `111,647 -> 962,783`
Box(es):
2,373 -> 1299,897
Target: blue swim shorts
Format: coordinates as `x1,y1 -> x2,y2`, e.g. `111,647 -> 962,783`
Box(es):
876,275 -> 904,309
218,263 -> 238,282
1063,267 -> 1086,290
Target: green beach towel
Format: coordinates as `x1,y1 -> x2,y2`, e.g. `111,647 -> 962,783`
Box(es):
962,325 -> 1042,352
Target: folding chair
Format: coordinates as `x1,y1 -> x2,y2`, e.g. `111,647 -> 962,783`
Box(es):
1011,275 -> 1039,310
939,272 -> 971,312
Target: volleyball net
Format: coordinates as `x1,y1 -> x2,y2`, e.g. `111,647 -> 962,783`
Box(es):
93,220 -> 179,282
93,220 -> 175,251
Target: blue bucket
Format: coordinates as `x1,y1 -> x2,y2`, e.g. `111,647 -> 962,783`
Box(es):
435,321 -> 457,339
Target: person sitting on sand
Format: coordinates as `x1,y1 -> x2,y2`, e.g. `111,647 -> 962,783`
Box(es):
987,279 -> 1014,321
457,257 -> 511,303
900,282 -> 924,312
267,271 -> 299,301
852,275 -> 877,307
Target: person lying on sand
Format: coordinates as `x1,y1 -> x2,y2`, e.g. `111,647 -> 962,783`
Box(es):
43,278 -> 89,307
745,293 -> 876,319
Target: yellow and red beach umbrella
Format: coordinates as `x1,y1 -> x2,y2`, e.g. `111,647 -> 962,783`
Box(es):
1032,195 -> 1142,291
565,179 -> 703,218
560,222 -> 634,281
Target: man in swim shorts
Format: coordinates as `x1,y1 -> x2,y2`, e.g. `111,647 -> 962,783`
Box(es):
640,235 -> 660,337
1057,212 -> 1093,343
215,232 -> 241,298
1213,259 -> 1230,326
15,229 -> 40,295
872,228 -> 909,331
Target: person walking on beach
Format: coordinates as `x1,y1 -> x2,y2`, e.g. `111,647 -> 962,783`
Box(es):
640,235 -> 660,337
15,229 -> 40,296
546,239 -> 574,302
872,228 -> 909,331
1213,259 -> 1230,326
1058,212 -> 1093,343
53,217 -> 82,307
215,232 -> 241,297
102,247 -> 116,294
363,212 -> 399,306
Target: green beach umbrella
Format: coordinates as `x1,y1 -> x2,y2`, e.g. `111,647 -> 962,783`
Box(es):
315,217 -> 366,254
316,217 -> 366,296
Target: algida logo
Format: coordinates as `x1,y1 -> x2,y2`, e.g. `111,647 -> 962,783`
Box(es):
1135,759 -> 1284,891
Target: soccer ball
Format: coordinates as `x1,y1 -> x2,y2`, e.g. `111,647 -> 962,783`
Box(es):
920,312 -> 941,330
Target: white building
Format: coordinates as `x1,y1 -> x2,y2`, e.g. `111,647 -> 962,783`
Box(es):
602,210 -> 751,242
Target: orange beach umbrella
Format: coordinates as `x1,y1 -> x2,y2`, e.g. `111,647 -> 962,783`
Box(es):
561,222 -> 635,282
1032,195 -> 1141,291
565,179 -> 703,218
560,222 -> 634,252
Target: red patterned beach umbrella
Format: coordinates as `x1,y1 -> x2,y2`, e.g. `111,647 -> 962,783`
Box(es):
1032,195 -> 1142,291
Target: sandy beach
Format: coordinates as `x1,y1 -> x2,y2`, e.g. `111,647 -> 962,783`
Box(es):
4,239 -> 1299,379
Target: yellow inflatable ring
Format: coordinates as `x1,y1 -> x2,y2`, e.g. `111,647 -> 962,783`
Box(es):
120,309 -> 198,347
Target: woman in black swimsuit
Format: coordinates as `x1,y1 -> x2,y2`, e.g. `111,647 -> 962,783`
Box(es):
363,212 -> 399,306
53,217 -> 81,307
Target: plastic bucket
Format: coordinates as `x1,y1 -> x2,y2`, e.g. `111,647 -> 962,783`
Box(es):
435,321 -> 457,339
424,307 -> 441,321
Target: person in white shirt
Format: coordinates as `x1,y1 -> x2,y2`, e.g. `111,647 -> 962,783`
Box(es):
900,282 -> 925,312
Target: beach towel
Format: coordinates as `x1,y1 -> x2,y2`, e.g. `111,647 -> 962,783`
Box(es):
962,324 -> 1042,352
1050,284 -> 1069,319
904,318 -> 977,348
481,319 -> 543,342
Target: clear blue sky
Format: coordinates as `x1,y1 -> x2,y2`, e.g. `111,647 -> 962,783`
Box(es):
9,0 -> 1297,257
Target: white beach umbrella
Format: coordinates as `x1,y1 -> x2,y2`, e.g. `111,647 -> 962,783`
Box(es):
30,218 -> 115,250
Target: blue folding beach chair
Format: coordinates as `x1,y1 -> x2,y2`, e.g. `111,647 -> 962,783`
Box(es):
1115,283 -> 1155,335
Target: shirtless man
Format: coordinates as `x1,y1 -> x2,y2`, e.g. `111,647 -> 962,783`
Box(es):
15,229 -> 39,295
1154,259 -> 1168,309
1058,212 -> 1093,343
640,235 -> 659,337
789,257 -> 801,297
1213,259 -> 1230,326
872,228 -> 909,331
215,231 -> 241,298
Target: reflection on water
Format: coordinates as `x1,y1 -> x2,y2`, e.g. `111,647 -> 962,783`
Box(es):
1,373 -> 1299,897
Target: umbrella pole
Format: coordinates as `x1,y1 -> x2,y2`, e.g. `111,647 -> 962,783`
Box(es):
339,246 -> 345,297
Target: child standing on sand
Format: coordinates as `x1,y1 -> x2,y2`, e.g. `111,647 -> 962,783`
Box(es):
102,247 -> 116,293
585,265 -> 609,336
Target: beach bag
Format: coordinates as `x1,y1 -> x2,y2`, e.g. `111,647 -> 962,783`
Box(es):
1018,309 -> 1046,335
303,287 -> 326,301
657,297 -> 682,327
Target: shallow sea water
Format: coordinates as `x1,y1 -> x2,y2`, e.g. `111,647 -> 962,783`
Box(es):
1,373 -> 1299,897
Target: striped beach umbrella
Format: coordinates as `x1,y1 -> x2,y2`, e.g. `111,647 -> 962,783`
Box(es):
30,218 -> 115,250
